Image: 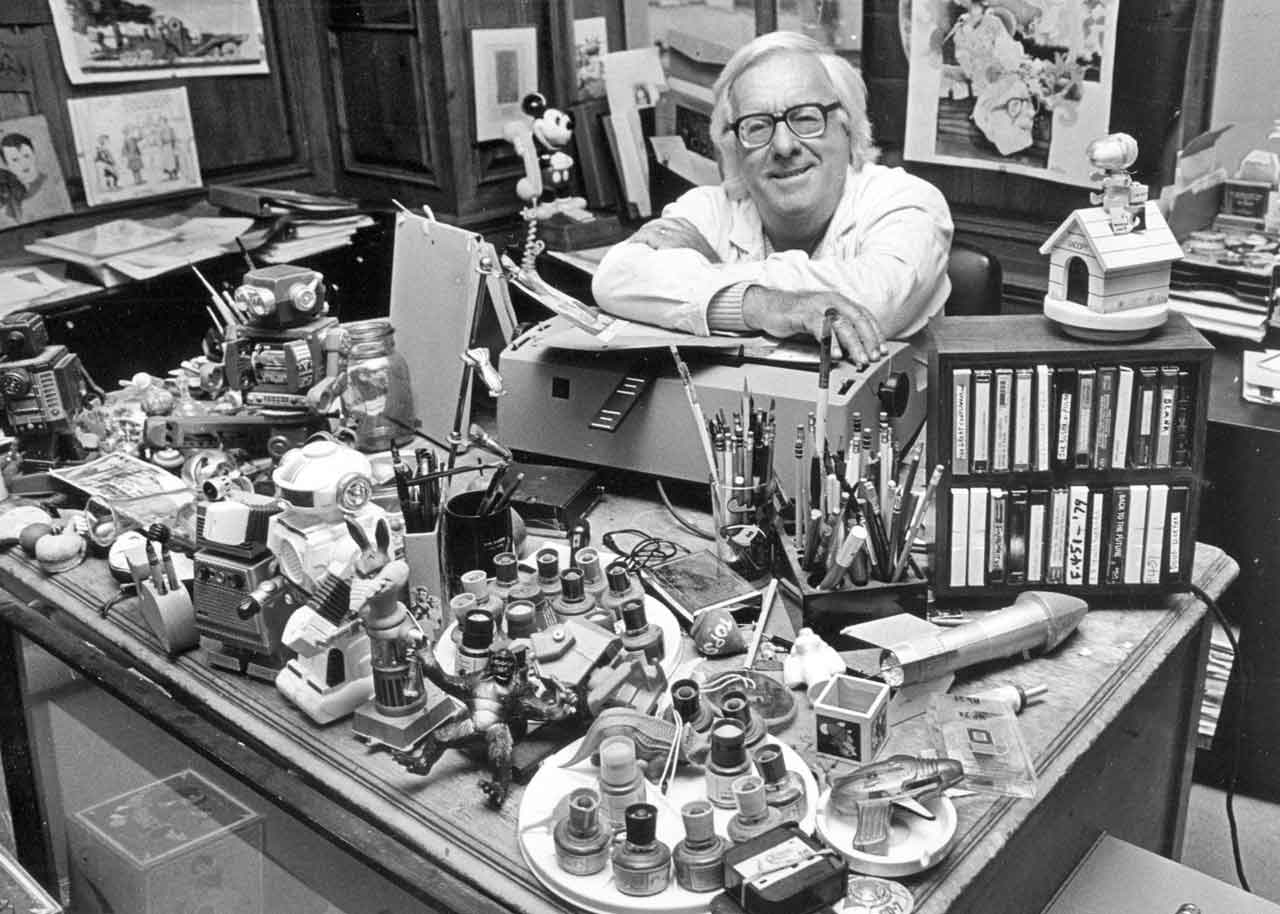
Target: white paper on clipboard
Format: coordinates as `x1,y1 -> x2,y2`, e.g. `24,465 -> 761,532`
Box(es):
388,209 -> 517,445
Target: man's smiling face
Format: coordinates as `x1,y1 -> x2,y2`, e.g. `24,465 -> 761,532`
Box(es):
1,142 -> 37,188
730,51 -> 850,240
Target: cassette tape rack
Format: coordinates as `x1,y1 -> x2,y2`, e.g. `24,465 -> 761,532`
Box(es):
926,312 -> 1212,600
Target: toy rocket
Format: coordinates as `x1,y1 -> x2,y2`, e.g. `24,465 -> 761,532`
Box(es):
879,591 -> 1088,687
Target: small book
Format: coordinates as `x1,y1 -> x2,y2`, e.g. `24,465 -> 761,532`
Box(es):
972,369 -> 992,474
1093,366 -> 1117,470
1028,488 -> 1048,583
642,549 -> 757,626
1012,367 -> 1034,472
952,368 -> 971,476
1052,367 -> 1076,471
1165,486 -> 1190,581
1131,367 -> 1159,468
1035,364 -> 1052,471
1154,365 -> 1179,468
1086,488 -> 1107,586
1106,485 -> 1130,584
1046,486 -> 1069,584
1074,368 -> 1096,469
967,486 -> 988,587
992,368 -> 1013,473
1124,484 -> 1149,584
950,487 -> 970,588
1065,484 -> 1090,585
1007,487 -> 1029,585
987,487 -> 1006,585
1171,368 -> 1194,468
1143,483 -> 1169,584
1112,366 -> 1135,468
208,184 -> 359,218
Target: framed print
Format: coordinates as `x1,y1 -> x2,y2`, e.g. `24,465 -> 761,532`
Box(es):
0,115 -> 73,230
67,87 -> 202,206
471,26 -> 537,143
48,0 -> 269,84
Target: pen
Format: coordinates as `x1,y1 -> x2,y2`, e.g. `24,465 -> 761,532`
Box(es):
793,425 -> 806,553
478,463 -> 509,516
490,471 -> 524,516
669,346 -> 723,519
145,541 -> 166,594
814,310 -> 836,475
819,523 -> 867,590
161,543 -> 180,592
891,464 -> 943,582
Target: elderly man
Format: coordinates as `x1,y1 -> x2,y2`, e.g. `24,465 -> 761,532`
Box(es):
592,32 -> 953,366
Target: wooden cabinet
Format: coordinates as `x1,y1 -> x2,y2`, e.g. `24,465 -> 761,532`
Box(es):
926,313 -> 1212,600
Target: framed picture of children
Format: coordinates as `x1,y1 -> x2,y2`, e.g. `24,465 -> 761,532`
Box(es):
0,115 -> 73,230
66,87 -> 202,206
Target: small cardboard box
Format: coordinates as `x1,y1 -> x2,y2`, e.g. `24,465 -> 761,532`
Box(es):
68,769 -> 263,914
813,674 -> 890,766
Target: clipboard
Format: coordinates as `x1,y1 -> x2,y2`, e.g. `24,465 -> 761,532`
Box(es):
388,208 -> 518,448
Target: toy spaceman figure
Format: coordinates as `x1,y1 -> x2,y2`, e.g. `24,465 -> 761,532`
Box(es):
392,645 -> 578,809
267,435 -> 392,724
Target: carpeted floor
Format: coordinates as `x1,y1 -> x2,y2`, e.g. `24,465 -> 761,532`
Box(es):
1182,783 -> 1280,904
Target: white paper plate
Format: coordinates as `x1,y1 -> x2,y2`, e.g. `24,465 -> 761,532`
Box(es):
815,789 -> 957,878
517,736 -> 819,914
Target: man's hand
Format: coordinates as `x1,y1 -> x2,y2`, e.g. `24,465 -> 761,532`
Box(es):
628,216 -> 720,262
742,287 -> 887,367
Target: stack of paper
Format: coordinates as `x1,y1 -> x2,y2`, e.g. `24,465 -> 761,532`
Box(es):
1198,622 -> 1238,749
258,214 -> 374,263
25,218 -> 176,283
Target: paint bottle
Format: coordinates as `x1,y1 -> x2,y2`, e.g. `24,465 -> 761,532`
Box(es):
596,735 -> 646,829
620,598 -> 664,663
455,608 -> 493,676
553,787 -> 612,876
576,547 -> 609,600
611,803 -> 671,897
461,568 -> 502,626
754,744 -> 807,824
668,678 -> 714,732
491,551 -> 521,606
552,567 -> 596,619
719,689 -> 767,748
504,600 -> 537,641
600,561 -> 643,620
673,799 -> 728,892
705,720 -> 751,809
536,549 -> 562,604
726,775 -> 783,844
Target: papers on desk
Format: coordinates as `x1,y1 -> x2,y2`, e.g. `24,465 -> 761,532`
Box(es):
0,266 -> 65,312
257,215 -> 374,264
1169,295 -> 1270,343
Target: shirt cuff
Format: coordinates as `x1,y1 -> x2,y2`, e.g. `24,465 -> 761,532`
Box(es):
707,282 -> 753,332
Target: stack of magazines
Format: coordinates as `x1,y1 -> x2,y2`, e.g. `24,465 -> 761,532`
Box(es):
208,184 -> 373,263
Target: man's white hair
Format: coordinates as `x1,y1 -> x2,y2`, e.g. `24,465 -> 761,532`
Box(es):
710,31 -> 878,201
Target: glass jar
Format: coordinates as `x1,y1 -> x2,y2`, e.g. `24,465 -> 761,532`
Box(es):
337,319 -> 416,452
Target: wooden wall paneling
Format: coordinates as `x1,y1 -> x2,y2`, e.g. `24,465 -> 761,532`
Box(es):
0,1 -> 50,27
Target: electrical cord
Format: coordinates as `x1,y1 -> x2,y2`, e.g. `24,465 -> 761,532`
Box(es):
599,528 -> 686,574
654,479 -> 715,540
1185,581 -> 1251,894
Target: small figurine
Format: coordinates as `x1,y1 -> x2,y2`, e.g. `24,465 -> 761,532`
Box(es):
393,644 -> 579,809
1086,132 -> 1145,234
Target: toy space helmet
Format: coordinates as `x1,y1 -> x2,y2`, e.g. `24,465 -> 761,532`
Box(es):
272,433 -> 374,512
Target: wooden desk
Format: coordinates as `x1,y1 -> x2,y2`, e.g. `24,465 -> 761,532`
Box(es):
1196,345 -> 1280,801
0,498 -> 1236,914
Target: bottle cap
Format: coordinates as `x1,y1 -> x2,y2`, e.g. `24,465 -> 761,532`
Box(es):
753,745 -> 787,785
567,788 -> 601,836
710,721 -> 746,769
560,568 -> 585,602
605,561 -> 631,595
450,592 -> 478,616
621,599 -> 648,633
460,609 -> 493,650
720,691 -> 751,729
576,547 -> 602,583
461,569 -> 489,598
505,602 -> 535,640
537,549 -> 560,582
599,735 -> 638,787
732,775 -> 767,817
680,800 -> 716,843
670,679 -> 701,721
494,552 -> 519,584
624,803 -> 657,846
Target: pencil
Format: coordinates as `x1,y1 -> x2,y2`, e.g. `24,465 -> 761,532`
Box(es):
891,464 -> 943,581
670,346 -> 723,521
814,310 -> 836,475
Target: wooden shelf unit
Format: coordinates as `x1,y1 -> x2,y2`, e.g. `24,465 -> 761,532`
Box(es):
926,312 -> 1212,601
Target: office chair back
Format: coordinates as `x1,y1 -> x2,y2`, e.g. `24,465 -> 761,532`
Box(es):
945,240 -> 1003,316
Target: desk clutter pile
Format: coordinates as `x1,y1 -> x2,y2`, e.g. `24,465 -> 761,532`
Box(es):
0,208 -> 1219,914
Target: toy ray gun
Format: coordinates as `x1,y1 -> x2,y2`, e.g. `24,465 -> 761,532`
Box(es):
829,754 -> 965,853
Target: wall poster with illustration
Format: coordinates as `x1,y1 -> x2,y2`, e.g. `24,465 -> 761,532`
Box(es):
904,0 -> 1118,186
66,87 -> 202,206
0,115 -> 73,230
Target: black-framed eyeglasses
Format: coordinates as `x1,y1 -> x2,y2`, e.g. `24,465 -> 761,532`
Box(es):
728,101 -> 841,150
